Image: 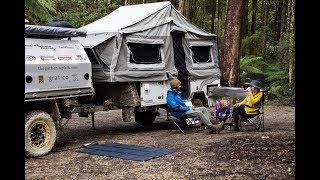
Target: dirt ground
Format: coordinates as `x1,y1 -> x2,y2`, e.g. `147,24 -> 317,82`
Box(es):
25,105 -> 295,180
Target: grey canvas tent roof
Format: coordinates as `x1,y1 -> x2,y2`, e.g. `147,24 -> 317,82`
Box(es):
73,1 -> 221,84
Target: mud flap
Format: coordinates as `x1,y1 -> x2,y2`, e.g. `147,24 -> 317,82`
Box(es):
122,107 -> 135,122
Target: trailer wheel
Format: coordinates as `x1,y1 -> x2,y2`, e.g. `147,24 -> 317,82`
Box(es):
135,110 -> 157,125
25,110 -> 57,157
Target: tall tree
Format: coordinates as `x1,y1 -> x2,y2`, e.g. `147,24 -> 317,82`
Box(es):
288,0 -> 294,88
241,0 -> 249,57
211,0 -> 217,34
220,0 -> 246,86
279,0 -> 287,41
251,0 -> 257,35
178,0 -> 184,15
249,0 -> 257,55
185,0 -> 190,19
262,0 -> 269,61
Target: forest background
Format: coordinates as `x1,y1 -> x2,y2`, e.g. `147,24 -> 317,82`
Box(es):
25,0 -> 295,105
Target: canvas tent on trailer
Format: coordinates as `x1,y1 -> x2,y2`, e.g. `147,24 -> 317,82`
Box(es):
73,1 -> 221,101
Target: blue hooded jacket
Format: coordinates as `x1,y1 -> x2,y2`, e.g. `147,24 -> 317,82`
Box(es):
166,89 -> 190,118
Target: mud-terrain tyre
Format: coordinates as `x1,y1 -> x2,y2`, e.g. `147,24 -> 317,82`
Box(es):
135,110 -> 157,125
25,110 -> 57,157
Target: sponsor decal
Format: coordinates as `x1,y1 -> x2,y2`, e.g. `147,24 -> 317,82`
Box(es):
75,55 -> 87,60
58,56 -> 72,60
58,46 -> 74,49
25,55 -> 36,61
49,75 -> 69,82
25,44 -> 32,49
36,44 -> 55,51
40,56 -> 55,61
38,75 -> 44,84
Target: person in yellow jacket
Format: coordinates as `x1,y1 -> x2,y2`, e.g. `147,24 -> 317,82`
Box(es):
232,80 -> 264,131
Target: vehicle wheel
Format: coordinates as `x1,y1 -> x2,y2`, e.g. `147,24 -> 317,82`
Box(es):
192,98 -> 204,107
25,110 -> 57,157
135,110 -> 157,125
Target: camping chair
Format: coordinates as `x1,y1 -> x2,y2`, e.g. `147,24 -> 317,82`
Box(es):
166,106 -> 202,133
239,92 -> 266,131
211,100 -> 232,129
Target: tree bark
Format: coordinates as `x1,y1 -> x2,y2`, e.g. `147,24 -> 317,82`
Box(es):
249,0 -> 257,55
280,0 -> 287,41
211,0 -> 217,34
288,0 -> 295,88
241,0 -> 248,57
220,0 -> 246,87
262,0 -> 269,61
178,0 -> 184,15
185,0 -> 190,19
275,0 -> 283,41
251,0 -> 257,35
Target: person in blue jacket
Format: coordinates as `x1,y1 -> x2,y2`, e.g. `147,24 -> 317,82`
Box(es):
166,78 -> 224,133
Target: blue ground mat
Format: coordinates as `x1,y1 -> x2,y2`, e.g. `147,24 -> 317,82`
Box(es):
77,143 -> 175,161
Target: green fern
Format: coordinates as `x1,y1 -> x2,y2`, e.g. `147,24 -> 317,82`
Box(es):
239,56 -> 267,83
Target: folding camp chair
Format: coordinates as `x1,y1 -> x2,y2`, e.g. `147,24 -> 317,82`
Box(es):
166,106 -> 202,133
239,92 -> 266,131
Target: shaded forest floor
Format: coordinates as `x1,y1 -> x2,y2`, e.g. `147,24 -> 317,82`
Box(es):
25,105 -> 295,179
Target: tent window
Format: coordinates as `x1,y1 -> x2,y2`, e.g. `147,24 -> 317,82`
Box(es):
128,43 -> 162,64
190,46 -> 212,63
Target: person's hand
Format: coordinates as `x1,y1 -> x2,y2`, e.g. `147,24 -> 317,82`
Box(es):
190,106 -> 195,110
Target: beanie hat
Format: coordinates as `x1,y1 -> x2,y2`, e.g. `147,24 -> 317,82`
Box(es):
170,79 -> 181,89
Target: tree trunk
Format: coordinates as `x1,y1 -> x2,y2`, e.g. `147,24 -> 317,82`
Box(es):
288,0 -> 295,88
220,0 -> 246,87
217,0 -> 223,42
241,0 -> 248,57
178,0 -> 184,15
275,0 -> 283,41
280,0 -> 287,41
251,0 -> 257,35
262,0 -> 269,62
211,0 -> 217,34
185,0 -> 190,19
249,0 -> 257,55
125,0 -> 129,5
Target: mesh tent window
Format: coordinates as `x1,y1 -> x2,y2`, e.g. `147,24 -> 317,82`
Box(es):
128,43 -> 162,64
190,46 -> 212,63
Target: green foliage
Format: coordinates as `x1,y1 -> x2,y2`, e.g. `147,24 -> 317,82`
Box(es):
241,31 -> 263,55
25,0 -> 57,24
239,55 -> 267,83
264,63 -> 295,103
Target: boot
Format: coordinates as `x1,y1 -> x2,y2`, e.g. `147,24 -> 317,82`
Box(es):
208,121 -> 224,134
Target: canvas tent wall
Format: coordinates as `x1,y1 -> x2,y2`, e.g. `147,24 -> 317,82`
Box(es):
73,1 -> 221,91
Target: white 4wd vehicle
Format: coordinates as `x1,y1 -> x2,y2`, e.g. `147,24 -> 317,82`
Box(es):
25,24 -> 94,157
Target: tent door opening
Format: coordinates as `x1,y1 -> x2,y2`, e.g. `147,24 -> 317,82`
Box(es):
172,31 -> 189,100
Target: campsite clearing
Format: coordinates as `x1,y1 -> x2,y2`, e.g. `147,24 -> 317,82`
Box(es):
25,105 -> 295,179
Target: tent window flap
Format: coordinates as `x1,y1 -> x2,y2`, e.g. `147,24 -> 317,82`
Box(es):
190,46 -> 212,63
128,43 -> 162,64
